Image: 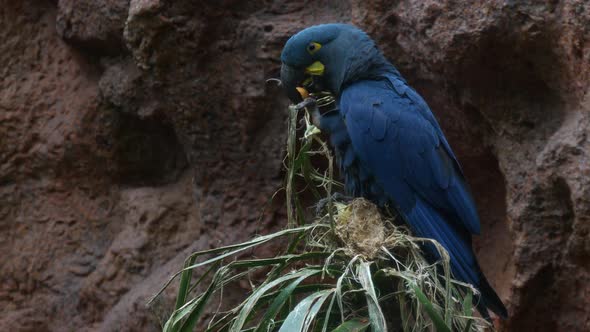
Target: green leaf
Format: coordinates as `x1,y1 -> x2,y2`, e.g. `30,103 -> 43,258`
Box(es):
410,283 -> 452,332
462,290 -> 473,316
255,274 -> 311,332
334,255 -> 360,324
172,255 -> 311,332
231,269 -> 321,331
226,252 -> 330,270
462,291 -> 473,332
174,255 -> 197,314
163,297 -> 198,332
279,289 -> 334,332
150,224 -> 321,304
358,262 -> 387,332
182,226 -> 318,271
321,288 -> 337,332
331,318 -> 370,332
163,267 -> 227,332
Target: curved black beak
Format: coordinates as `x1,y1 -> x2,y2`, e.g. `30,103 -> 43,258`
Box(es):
280,63 -> 305,103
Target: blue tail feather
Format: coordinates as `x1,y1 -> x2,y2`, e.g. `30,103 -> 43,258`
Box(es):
405,198 -> 507,319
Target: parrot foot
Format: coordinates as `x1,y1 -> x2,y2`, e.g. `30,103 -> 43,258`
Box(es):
293,97 -> 322,128
293,97 -> 317,111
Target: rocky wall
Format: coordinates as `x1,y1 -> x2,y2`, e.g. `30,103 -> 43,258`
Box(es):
1,0 -> 588,331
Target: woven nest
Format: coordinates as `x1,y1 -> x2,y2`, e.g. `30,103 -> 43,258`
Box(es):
335,198 -> 387,259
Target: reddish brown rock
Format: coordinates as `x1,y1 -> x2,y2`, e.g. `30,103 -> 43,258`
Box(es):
0,0 -> 589,331
56,0 -> 129,54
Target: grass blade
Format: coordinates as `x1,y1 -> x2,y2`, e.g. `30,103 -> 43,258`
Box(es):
462,291 -> 473,332
173,255 -> 197,315
303,291 -> 333,331
231,269 -> 321,331
164,267 -> 226,332
358,262 -> 387,332
279,289 -> 334,332
151,224 -> 321,303
331,318 -> 370,332
183,226 -> 319,271
321,288 -> 337,332
256,274 -> 311,332
178,284 -> 217,332
410,283 -> 451,332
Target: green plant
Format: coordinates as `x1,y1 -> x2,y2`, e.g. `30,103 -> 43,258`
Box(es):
150,101 -> 490,332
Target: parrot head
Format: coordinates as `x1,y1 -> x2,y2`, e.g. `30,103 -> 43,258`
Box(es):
280,23 -> 390,103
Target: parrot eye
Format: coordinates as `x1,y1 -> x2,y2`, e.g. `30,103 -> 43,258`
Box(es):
307,42 -> 322,54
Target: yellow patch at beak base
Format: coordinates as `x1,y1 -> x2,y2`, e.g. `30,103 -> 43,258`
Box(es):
305,61 -> 325,76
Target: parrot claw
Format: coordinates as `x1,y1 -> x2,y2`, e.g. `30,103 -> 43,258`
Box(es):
293,97 -> 317,111
292,98 -> 323,128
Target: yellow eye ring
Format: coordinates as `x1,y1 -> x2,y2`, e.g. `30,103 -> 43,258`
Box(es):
307,42 -> 322,54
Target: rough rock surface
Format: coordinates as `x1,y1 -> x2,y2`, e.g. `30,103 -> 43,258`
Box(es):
1,0 -> 588,331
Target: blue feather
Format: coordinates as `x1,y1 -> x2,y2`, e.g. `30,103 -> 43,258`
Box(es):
331,74 -> 505,319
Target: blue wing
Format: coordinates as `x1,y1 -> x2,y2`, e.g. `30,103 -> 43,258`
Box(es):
337,75 -> 507,318
340,76 -> 480,235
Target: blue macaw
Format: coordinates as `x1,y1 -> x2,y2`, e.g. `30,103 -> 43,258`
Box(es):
280,23 -> 507,320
